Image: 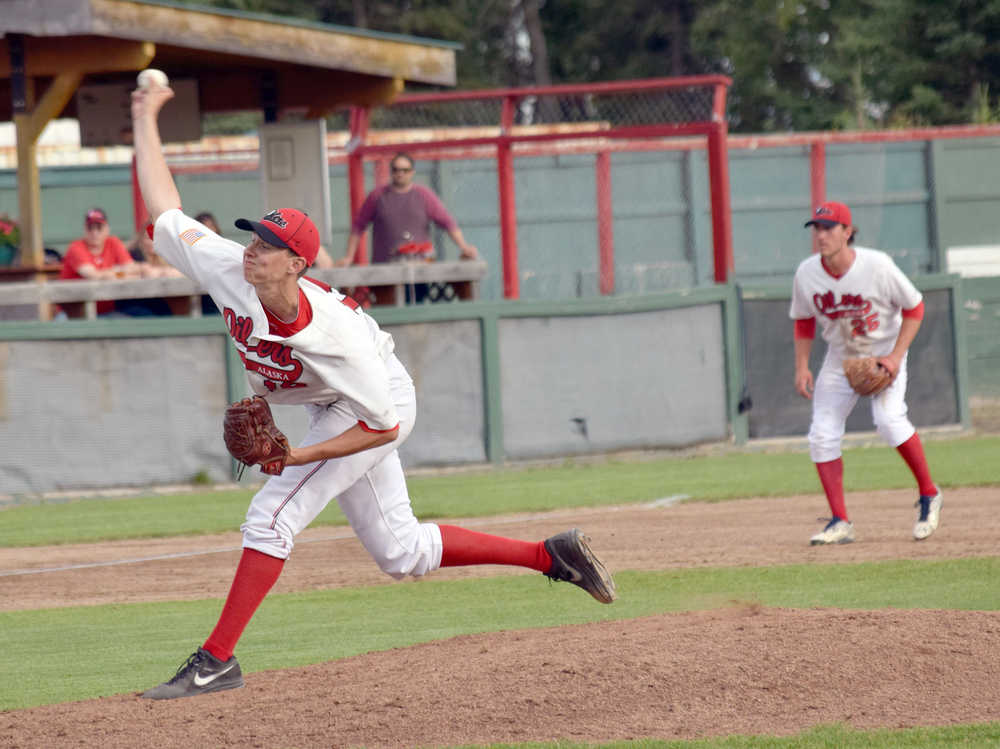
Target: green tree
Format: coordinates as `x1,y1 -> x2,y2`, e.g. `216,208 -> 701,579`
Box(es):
690,0 -> 849,132
692,0 -> 1000,132
865,0 -> 1000,126
179,0 -> 1000,132
541,0 -> 699,82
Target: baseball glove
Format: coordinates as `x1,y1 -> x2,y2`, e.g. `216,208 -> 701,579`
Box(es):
843,357 -> 893,397
223,396 -> 290,476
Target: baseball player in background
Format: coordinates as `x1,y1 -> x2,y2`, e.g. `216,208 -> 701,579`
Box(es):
790,201 -> 942,545
131,84 -> 615,700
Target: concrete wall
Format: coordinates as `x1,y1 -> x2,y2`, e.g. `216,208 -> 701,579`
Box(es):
0,335 -> 231,494
0,291 -> 737,495
497,306 -> 727,458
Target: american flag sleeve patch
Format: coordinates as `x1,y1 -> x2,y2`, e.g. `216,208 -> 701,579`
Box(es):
180,228 -> 205,245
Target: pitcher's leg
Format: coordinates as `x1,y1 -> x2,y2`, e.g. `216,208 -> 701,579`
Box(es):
336,448 -> 443,578
241,402 -> 403,558
337,456 -> 614,601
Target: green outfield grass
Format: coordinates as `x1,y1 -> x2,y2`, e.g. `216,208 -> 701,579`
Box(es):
2,433 -> 998,748
2,558 -> 999,711
467,722 -> 1000,747
2,434 -> 997,547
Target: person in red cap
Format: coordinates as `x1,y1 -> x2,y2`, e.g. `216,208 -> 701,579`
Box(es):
790,200 -> 941,546
130,78 -> 615,700
59,207 -> 141,315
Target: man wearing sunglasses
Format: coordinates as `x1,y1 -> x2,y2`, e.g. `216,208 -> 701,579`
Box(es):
336,153 -> 479,271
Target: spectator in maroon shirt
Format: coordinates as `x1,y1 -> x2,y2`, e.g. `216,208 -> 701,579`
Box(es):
336,153 -> 478,267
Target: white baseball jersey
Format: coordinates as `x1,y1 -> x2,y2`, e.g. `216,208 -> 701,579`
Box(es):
789,246 -> 923,362
152,208 -> 399,432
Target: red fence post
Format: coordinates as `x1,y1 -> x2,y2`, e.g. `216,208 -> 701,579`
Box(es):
347,107 -> 370,264
131,155 -> 147,233
497,96 -> 519,299
809,141 -> 826,253
595,151 -> 615,295
373,157 -> 390,187
707,122 -> 734,283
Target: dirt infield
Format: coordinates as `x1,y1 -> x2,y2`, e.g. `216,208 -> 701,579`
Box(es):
3,486 -> 1000,748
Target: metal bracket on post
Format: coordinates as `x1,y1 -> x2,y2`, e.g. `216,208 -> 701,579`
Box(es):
260,70 -> 278,123
9,34 -> 26,114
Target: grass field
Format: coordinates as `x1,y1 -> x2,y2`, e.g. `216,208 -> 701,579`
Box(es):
2,435 -> 999,748
3,435 -> 998,548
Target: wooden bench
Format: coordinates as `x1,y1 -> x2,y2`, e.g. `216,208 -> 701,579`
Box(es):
0,260 -> 488,320
0,263 -> 62,282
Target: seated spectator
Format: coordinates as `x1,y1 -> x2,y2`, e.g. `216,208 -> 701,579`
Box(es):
190,213 -> 224,315
194,211 -> 221,234
127,222 -> 183,279
59,207 -> 141,316
118,222 -> 186,316
313,244 -> 335,268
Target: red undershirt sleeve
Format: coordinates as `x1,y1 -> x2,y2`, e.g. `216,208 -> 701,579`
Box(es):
794,317 -> 816,339
902,301 -> 925,320
357,420 -> 399,434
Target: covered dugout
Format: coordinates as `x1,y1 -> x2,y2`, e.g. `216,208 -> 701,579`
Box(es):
0,0 -> 459,268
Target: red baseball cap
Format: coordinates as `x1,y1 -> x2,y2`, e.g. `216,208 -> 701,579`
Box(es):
235,208 -> 319,266
84,207 -> 108,226
805,201 -> 851,228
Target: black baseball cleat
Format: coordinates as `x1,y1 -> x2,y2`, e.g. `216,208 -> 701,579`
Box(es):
141,648 -> 244,700
543,528 -> 617,604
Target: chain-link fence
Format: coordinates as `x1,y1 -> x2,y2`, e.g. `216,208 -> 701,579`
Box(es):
351,78 -> 733,301
371,81 -> 722,130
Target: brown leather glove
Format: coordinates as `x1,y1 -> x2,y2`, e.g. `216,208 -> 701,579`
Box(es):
223,396 -> 290,475
843,357 -> 894,397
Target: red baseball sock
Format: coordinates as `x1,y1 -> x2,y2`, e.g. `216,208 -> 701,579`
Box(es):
815,458 -> 848,521
438,524 -> 552,572
896,433 -> 937,496
203,548 -> 285,662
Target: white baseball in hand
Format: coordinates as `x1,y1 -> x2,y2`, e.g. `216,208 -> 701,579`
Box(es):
137,68 -> 169,90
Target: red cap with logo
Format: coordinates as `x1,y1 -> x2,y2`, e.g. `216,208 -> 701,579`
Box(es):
805,201 -> 851,228
84,207 -> 108,227
235,208 -> 319,266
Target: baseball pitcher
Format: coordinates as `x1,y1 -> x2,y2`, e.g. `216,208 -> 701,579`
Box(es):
131,82 -> 615,700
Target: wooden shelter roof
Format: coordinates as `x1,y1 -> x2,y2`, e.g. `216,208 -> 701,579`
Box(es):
0,0 -> 458,275
0,0 -> 458,121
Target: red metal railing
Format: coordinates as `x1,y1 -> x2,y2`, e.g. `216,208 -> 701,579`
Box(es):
147,82 -> 1000,297
345,76 -> 734,297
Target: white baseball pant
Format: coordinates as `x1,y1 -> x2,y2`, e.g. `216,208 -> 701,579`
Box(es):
241,354 -> 443,578
808,353 -> 916,463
